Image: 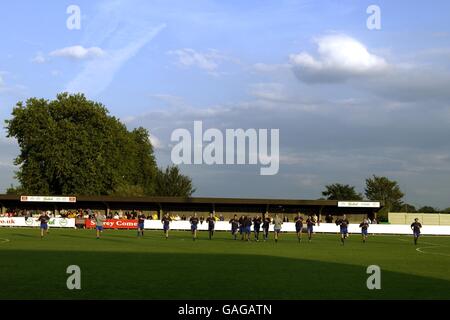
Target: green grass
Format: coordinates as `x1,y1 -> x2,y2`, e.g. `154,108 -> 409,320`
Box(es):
1,228 -> 449,299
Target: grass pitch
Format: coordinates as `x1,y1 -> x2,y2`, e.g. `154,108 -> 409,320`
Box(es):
0,228 -> 449,300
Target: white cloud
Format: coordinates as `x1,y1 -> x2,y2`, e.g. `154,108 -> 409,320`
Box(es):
290,34 -> 389,83
168,48 -> 230,74
31,52 -> 47,64
50,45 -> 106,60
149,134 -> 163,150
65,24 -> 166,96
169,49 -> 216,70
251,63 -> 289,73
288,34 -> 450,102
248,83 -> 290,102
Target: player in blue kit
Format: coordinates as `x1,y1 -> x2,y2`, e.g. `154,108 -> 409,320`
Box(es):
337,215 -> 350,245
37,211 -> 50,239
161,213 -> 171,239
243,216 -> 252,241
359,218 -> 369,243
190,213 -> 199,241
262,215 -> 270,241
253,215 -> 262,241
229,214 -> 239,240
137,212 -> 146,237
206,213 -> 215,240
306,215 -> 316,242
411,218 -> 422,245
294,213 -> 304,243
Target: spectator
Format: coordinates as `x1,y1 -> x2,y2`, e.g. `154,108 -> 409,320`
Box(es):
219,214 -> 224,221
325,214 -> 333,223
314,214 -> 319,226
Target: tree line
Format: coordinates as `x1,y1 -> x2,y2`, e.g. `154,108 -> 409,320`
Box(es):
5,93 -> 195,197
321,177 -> 450,220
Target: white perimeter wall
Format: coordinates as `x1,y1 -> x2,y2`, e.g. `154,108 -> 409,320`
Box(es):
144,221 -> 450,235
1,218 -> 449,235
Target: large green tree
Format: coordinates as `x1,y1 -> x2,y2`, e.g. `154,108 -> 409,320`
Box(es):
321,183 -> 363,200
5,93 -> 194,197
365,175 -> 404,220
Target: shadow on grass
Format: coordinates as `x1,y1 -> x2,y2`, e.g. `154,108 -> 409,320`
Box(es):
0,250 -> 449,300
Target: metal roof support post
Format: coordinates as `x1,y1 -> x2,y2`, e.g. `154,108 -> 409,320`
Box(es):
105,203 -> 109,217
319,206 -> 324,225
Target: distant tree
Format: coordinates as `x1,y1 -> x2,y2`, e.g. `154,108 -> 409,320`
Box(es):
365,175 -> 404,211
417,206 -> 437,213
365,175 -> 404,222
155,166 -> 195,197
322,183 -> 363,200
442,208 -> 450,213
396,203 -> 417,213
4,93 -> 171,196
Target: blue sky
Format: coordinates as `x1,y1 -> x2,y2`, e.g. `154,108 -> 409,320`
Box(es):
1,0 -> 450,208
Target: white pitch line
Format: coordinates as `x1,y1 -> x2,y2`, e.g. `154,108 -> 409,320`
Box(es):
416,246 -> 450,257
398,237 -> 450,257
0,238 -> 10,244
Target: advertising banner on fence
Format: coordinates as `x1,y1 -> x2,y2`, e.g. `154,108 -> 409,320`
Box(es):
85,219 -> 138,229
0,217 -> 75,228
